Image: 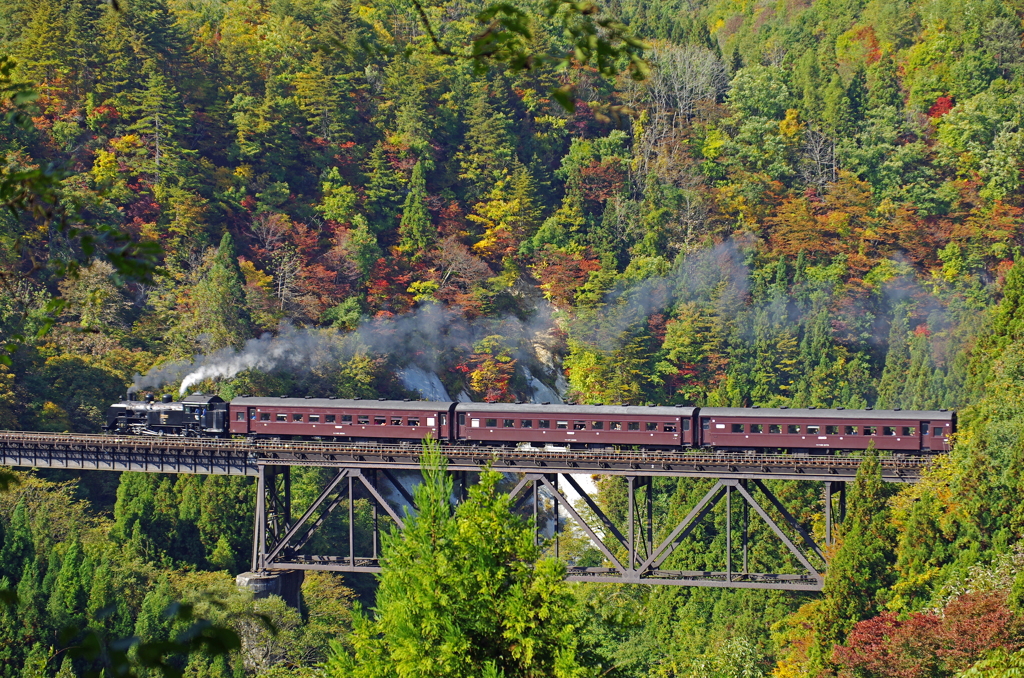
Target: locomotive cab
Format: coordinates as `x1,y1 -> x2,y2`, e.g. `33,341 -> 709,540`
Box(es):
172,393 -> 229,437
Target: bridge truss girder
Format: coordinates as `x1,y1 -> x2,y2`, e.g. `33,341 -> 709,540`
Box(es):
253,465 -> 844,591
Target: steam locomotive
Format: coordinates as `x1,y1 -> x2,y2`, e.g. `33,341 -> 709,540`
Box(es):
105,393 -> 955,455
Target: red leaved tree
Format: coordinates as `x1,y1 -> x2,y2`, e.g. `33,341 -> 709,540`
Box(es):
834,591 -> 1022,678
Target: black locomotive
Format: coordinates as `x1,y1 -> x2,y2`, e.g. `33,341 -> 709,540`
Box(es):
106,392 -> 229,437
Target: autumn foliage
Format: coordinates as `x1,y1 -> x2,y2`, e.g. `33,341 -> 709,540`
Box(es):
834,592 -> 1023,678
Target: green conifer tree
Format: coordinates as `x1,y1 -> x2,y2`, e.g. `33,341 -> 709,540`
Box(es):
347,214 -> 382,279
17,0 -> 66,84
876,307 -> 911,409
47,536 -> 85,632
396,161 -> 434,256
823,73 -> 854,138
327,441 -> 593,678
846,67 -> 868,124
187,233 -> 253,351
363,142 -> 403,235
134,577 -> 174,644
810,453 -> 897,673
457,89 -> 516,204
0,500 -> 33,582
868,53 -> 902,110
20,643 -> 48,678
127,60 -> 190,183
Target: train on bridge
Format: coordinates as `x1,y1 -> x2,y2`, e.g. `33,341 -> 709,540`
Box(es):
105,393 -> 955,455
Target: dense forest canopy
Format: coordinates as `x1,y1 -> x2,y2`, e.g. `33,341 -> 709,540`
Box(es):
3,0 -> 1024,675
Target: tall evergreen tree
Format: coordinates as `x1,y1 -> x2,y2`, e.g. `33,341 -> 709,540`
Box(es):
127,60 -> 190,183
397,161 -> 434,256
810,453 -> 897,673
46,536 -> 85,632
868,53 -> 902,110
185,233 -> 253,352
363,142 -> 403,235
457,89 -> 516,204
327,443 -> 594,678
876,307 -> 911,409
0,500 -> 33,582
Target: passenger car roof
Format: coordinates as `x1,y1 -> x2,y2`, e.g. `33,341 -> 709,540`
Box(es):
229,397 -> 453,412
699,407 -> 955,421
455,403 -> 697,417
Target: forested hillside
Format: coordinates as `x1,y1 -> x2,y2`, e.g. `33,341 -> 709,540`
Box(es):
3,0 -> 1024,675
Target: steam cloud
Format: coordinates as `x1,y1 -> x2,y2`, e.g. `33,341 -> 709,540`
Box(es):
131,303 -> 558,396
131,241 -> 754,397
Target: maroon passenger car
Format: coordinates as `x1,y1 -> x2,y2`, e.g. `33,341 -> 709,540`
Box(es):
228,397 -> 456,442
698,407 -> 955,453
452,403 -> 697,449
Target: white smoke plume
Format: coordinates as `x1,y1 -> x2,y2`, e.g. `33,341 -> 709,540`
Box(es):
130,302 -> 559,396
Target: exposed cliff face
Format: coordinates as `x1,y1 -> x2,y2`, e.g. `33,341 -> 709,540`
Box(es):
523,325 -> 569,402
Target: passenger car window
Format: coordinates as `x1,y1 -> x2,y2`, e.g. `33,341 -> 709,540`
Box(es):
375,416 -> 386,425
556,421 -> 568,429
592,421 -> 604,430
503,419 -> 515,428
574,421 -> 586,430
326,414 -> 336,423
682,420 -> 691,431
845,425 -> 858,434
807,425 -> 820,434
610,421 -> 622,430
538,420 -> 550,428
863,426 -> 876,435
342,414 -> 352,424
358,415 -> 369,424
663,424 -> 677,432
292,413 -> 303,422
934,428 -> 944,436
309,414 -> 320,422
787,424 -> 800,434
646,422 -> 658,431
902,426 -> 915,435
485,418 -> 497,427
825,425 -> 838,434
883,426 -> 896,436
628,422 -> 640,431
750,424 -> 762,433
408,417 -> 420,426
261,413 -> 270,421
731,424 -> 744,433
769,424 -> 781,433
391,416 -> 403,426
276,413 -> 286,422
236,412 -> 245,421
521,420 -> 533,428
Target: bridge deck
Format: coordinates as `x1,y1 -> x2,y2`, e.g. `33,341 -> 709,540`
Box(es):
0,430 -> 930,481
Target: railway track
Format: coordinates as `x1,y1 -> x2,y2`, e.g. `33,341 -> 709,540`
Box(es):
0,430 -> 933,481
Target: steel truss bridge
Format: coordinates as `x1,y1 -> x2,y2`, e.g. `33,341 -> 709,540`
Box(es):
0,431 -> 933,591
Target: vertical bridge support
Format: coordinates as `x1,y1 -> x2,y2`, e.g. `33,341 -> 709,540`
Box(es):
253,466 -> 838,591
252,464 -> 407,573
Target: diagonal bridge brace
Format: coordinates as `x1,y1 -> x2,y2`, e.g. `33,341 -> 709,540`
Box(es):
260,467 -> 407,568
519,474 -> 825,588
